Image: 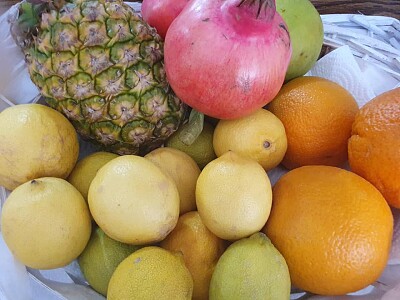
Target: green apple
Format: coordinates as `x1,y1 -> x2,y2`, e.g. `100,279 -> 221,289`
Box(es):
276,0 -> 324,81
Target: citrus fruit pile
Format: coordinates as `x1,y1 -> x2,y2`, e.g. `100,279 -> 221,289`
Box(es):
0,0 -> 399,299
1,77 -> 398,299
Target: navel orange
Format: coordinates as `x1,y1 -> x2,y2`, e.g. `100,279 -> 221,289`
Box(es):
160,211 -> 226,300
263,165 -> 393,295
348,88 -> 400,208
268,76 -> 359,169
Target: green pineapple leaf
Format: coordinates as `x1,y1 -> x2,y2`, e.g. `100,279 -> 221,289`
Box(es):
18,2 -> 41,31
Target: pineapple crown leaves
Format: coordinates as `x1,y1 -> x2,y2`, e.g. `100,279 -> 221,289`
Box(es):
18,0 -> 68,29
10,0 -> 68,49
17,2 -> 44,32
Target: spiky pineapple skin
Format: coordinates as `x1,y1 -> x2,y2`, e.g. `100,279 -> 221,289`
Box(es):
24,0 -> 186,155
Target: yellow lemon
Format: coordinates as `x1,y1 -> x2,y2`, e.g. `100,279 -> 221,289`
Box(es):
213,109 -> 287,171
0,104 -> 79,190
67,151 -> 119,200
88,155 -> 179,245
196,151 -> 272,240
78,227 -> 141,296
107,246 -> 193,300
160,211 -> 227,300
145,148 -> 201,215
1,177 -> 91,269
166,122 -> 217,169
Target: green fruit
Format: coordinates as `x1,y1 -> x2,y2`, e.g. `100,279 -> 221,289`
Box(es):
165,122 -> 217,169
209,232 -> 291,300
276,0 -> 324,81
78,227 -> 141,296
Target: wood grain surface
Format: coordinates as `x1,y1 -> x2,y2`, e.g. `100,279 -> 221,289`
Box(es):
0,1 -> 19,15
310,0 -> 399,19
1,0 -> 399,19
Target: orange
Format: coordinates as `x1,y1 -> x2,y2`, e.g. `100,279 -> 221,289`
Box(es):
268,76 -> 359,169
263,165 -> 393,296
348,88 -> 400,208
160,211 -> 227,300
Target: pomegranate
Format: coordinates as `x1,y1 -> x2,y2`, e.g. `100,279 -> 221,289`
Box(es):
164,0 -> 292,119
141,0 -> 190,39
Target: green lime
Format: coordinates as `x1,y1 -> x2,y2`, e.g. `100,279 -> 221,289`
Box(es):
165,122 -> 216,169
209,232 -> 291,299
78,227 -> 141,296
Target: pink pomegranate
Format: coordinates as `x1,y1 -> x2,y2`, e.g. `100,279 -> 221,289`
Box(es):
141,0 -> 190,39
164,0 -> 292,119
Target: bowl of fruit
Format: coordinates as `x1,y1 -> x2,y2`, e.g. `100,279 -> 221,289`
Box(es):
0,0 -> 399,299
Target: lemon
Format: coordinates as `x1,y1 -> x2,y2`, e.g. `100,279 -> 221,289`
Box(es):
88,155 -> 179,245
1,177 -> 91,269
196,151 -> 272,240
209,232 -> 291,299
166,122 -> 216,169
160,211 -> 227,300
145,148 -> 201,215
0,104 -> 79,190
67,152 -> 118,200
78,226 -> 141,296
213,109 -> 287,171
107,246 -> 193,300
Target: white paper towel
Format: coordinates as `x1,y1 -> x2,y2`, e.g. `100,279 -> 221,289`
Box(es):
306,45 -> 376,107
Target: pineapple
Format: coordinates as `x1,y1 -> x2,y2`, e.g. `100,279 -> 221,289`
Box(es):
12,0 -> 186,155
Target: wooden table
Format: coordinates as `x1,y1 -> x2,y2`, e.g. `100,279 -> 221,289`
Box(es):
1,0 -> 399,20
311,0 -> 399,19
0,1 -> 19,16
